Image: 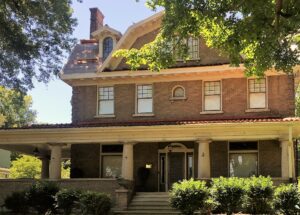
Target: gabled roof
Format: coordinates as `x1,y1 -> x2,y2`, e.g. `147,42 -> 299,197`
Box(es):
91,25 -> 122,39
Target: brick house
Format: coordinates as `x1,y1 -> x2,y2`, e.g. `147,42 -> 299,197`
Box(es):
1,7 -> 300,207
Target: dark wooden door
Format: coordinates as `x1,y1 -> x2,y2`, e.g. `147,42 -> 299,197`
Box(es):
168,152 -> 185,189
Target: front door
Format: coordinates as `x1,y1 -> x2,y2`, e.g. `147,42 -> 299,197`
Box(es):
168,152 -> 185,189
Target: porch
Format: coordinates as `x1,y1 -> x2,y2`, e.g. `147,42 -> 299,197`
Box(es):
0,118 -> 299,207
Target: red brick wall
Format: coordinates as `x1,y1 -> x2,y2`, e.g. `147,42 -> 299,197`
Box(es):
72,75 -> 295,123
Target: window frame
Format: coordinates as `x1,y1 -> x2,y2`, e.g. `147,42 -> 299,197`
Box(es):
97,86 -> 115,117
100,144 -> 123,178
247,78 -> 268,110
187,37 -> 200,60
228,141 -> 259,177
202,80 -> 222,112
170,85 -> 186,100
102,37 -> 114,61
135,84 -> 154,115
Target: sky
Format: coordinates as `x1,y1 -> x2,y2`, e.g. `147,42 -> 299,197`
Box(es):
28,0 -> 159,124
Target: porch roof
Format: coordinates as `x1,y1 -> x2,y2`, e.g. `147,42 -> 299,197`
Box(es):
1,116 -> 300,130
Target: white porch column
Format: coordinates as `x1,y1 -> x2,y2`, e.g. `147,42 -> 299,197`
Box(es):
281,139 -> 290,179
49,145 -> 62,180
197,139 -> 211,179
40,156 -> 50,179
122,142 -> 134,181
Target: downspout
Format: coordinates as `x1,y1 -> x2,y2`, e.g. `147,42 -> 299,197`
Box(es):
288,126 -> 294,182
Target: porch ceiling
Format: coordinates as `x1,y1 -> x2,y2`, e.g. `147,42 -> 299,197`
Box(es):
0,118 -> 299,150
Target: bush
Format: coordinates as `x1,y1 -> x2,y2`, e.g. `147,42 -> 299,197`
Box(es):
170,179 -> 209,215
274,184 -> 300,215
4,191 -> 29,214
211,177 -> 245,215
27,181 -> 60,214
243,176 -> 274,214
56,189 -> 81,215
79,191 -> 112,215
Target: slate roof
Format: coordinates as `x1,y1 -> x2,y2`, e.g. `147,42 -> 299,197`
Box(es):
1,117 -> 299,130
62,40 -> 100,75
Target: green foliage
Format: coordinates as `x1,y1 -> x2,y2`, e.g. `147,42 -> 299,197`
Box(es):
79,191 -> 112,215
0,0 -> 78,91
243,176 -> 274,214
9,155 -> 41,179
210,177 -> 245,215
56,189 -> 81,215
4,191 -> 29,214
0,86 -> 36,128
274,184 -> 300,215
26,181 -> 60,214
170,178 -> 209,215
123,0 -> 300,76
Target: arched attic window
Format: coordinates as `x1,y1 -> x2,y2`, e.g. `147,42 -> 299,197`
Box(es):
171,85 -> 186,100
103,37 -> 113,60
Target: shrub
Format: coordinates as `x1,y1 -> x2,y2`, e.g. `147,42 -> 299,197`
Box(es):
243,176 -> 274,214
274,184 -> 300,215
4,191 -> 29,214
27,181 -> 60,214
211,177 -> 245,215
79,191 -> 112,215
56,189 -> 81,215
170,179 -> 209,215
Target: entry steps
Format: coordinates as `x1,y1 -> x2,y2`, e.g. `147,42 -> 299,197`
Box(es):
114,192 -> 181,215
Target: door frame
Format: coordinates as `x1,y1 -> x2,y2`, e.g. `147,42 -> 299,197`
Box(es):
158,143 -> 194,191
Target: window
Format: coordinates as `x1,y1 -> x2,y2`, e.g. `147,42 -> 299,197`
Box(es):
187,37 -> 199,60
204,81 -> 221,111
137,85 -> 153,113
172,86 -> 185,99
101,144 -> 123,178
248,79 -> 266,109
98,87 -> 114,115
103,37 -> 113,60
229,142 -> 258,177
187,154 -> 193,179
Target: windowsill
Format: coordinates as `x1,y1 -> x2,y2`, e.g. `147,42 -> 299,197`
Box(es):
169,97 -> 187,101
200,110 -> 224,115
245,108 -> 270,113
132,113 -> 155,117
94,114 -> 116,118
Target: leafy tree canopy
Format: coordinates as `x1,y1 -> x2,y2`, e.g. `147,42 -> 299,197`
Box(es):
0,86 -> 36,128
0,0 -> 78,91
115,0 -> 300,76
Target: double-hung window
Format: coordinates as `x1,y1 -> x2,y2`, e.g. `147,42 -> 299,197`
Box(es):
137,85 -> 153,114
98,86 -> 114,115
248,79 -> 267,109
187,37 -> 199,60
204,81 -> 221,111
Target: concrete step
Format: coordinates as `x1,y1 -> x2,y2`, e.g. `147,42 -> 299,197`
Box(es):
130,201 -> 170,206
132,197 -> 170,202
128,206 -> 175,210
136,192 -> 169,196
114,210 -> 181,215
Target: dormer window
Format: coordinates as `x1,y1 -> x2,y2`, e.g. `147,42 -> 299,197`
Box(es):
103,37 -> 113,60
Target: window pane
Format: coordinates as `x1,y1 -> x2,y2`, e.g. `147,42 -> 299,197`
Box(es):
250,93 -> 266,108
102,155 -> 122,178
137,85 -> 152,98
187,154 -> 193,179
187,37 -> 199,59
138,98 -> 153,113
173,87 -> 185,98
249,79 -> 266,93
229,153 -> 258,177
102,145 -> 123,153
229,142 -> 258,151
103,37 -> 113,60
99,100 -> 114,115
204,95 -> 221,111
204,81 -> 220,95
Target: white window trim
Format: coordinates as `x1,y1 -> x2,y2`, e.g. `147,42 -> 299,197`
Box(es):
133,84 -> 154,116
99,144 -> 123,178
246,77 -> 269,111
170,85 -> 187,101
95,85 -> 115,118
227,141 -> 260,177
201,80 -> 223,113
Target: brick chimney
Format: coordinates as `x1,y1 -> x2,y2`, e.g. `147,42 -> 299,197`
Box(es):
90,8 -> 104,38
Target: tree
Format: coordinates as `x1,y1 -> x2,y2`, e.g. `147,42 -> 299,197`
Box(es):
9,155 -> 70,179
116,0 -> 300,76
0,86 -> 36,128
0,0 -> 78,91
